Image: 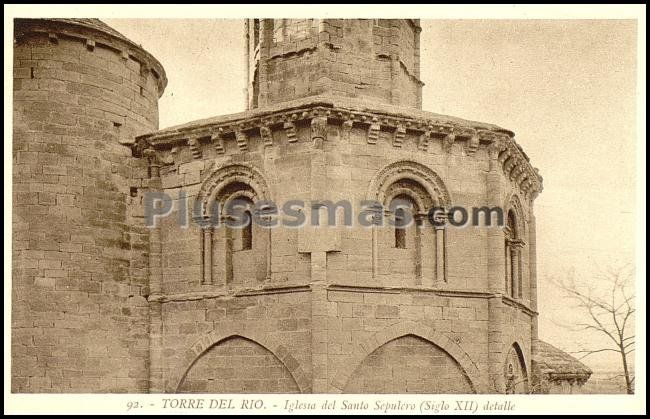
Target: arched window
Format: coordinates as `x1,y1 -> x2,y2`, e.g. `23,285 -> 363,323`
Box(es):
504,343 -> 529,394
383,187 -> 428,284
368,161 -> 452,287
505,210 -> 523,299
195,164 -> 272,287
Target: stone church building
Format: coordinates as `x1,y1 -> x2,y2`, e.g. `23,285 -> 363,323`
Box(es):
12,18 -> 592,393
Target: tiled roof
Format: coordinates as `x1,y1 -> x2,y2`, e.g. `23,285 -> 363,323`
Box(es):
149,95 -> 512,137
534,340 -> 593,381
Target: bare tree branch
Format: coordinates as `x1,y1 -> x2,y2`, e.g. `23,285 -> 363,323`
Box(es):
570,348 -> 621,360
549,264 -> 635,394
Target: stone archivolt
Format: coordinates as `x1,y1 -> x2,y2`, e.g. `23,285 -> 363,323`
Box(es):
367,160 -> 452,209
505,192 -> 528,233
194,163 -> 271,220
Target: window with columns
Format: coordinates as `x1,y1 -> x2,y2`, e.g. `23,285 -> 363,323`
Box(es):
195,165 -> 273,288
378,180 -> 445,286
505,210 -> 524,299
382,192 -> 428,284
368,161 -> 451,287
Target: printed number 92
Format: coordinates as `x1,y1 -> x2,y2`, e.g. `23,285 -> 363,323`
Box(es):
127,401 -> 141,411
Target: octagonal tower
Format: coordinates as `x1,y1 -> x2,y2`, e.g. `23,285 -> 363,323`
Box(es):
136,18 -> 544,394
244,19 -> 423,109
13,18 -> 551,395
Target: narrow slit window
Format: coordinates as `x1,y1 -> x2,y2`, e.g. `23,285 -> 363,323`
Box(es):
394,208 -> 407,249
242,210 -> 253,250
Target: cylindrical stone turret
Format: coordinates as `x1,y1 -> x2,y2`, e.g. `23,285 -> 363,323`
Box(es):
12,18 -> 166,392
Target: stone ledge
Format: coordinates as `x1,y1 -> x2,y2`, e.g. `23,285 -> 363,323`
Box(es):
148,284 -> 312,303
501,295 -> 537,317
328,284 -> 538,315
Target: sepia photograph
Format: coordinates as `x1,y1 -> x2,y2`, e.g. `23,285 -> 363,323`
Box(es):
5,4 -> 645,415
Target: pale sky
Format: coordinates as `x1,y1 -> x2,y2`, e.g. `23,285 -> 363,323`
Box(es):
105,18 -> 639,371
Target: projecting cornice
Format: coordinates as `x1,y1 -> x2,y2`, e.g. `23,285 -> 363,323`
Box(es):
135,96 -> 543,199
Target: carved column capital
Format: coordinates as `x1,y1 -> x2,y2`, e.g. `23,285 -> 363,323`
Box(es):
433,212 -> 448,230
507,238 -> 526,250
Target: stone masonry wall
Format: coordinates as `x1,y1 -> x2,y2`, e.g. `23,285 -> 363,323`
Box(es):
12,25 -> 162,392
156,126 -> 316,294
155,122 -> 503,293
159,292 -> 312,393
343,334 -> 473,393
151,114 -> 535,393
325,125 -> 491,290
325,289 -> 489,392
251,19 -> 422,109
178,336 -> 301,393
